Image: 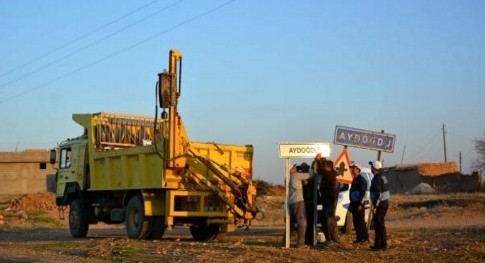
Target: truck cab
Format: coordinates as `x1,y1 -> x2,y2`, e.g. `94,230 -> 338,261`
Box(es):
54,136 -> 89,206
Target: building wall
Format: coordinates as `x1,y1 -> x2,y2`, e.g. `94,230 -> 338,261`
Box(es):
386,170 -> 422,194
0,151 -> 57,195
387,162 -> 481,193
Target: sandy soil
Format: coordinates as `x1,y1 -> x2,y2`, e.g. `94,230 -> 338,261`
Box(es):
0,192 -> 484,262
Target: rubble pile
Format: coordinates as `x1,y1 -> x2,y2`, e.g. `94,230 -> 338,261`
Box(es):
0,192 -> 57,226
8,192 -> 57,211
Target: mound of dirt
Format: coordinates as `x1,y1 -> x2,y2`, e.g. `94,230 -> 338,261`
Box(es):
409,183 -> 438,194
8,192 -> 57,211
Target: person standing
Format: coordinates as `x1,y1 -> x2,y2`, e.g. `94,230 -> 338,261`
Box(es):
318,159 -> 339,246
349,163 -> 369,243
300,162 -> 317,245
369,161 -> 390,251
285,163 -> 313,248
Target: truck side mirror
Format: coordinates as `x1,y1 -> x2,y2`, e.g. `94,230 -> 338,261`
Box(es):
50,149 -> 56,164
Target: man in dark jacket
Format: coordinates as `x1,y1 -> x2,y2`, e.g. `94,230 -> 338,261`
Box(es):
301,162 -> 316,245
369,161 -> 390,251
318,159 -> 339,246
349,163 -> 369,243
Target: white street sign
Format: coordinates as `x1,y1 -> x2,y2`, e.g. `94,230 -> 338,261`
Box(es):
278,142 -> 331,158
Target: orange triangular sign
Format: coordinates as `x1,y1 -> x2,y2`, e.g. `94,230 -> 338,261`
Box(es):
334,148 -> 352,184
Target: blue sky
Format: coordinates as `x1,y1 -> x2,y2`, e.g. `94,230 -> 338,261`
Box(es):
1,0 -> 484,183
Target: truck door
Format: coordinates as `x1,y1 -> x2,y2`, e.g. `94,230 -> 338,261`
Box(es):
56,147 -> 73,197
57,145 -> 87,193
75,144 -> 87,190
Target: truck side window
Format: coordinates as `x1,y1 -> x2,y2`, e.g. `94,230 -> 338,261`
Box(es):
60,148 -> 72,169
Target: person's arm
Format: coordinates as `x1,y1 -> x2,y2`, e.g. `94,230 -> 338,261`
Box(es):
375,175 -> 384,207
293,172 -> 311,181
358,177 -> 367,203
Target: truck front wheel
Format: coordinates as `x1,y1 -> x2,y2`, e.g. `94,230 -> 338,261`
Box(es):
69,199 -> 89,238
125,195 -> 151,239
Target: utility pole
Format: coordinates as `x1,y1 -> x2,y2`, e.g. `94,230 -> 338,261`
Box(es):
376,130 -> 385,162
459,152 -> 462,172
442,124 -> 447,163
401,144 -> 406,164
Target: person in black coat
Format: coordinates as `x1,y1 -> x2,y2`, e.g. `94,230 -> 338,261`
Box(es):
369,161 -> 390,251
317,159 -> 339,246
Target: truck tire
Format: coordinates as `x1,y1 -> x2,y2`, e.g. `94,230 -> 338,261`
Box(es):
189,223 -> 219,241
69,199 -> 89,238
148,216 -> 166,240
126,195 -> 151,239
342,211 -> 353,234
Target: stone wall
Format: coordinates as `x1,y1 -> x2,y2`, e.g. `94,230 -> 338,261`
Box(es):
0,150 -> 56,195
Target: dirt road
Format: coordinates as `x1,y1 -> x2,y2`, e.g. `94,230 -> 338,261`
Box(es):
0,193 -> 484,262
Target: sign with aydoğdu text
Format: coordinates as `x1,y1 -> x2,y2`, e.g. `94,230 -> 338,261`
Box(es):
278,142 -> 331,158
334,125 -> 396,153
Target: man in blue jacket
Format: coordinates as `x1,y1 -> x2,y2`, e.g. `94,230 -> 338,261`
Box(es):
349,163 -> 369,244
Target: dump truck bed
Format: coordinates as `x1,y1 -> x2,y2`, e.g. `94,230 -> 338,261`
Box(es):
88,142 -> 253,191
73,113 -> 253,191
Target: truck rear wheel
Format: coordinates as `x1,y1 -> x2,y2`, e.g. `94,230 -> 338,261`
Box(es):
69,199 -> 89,238
190,223 -> 219,241
126,195 -> 151,239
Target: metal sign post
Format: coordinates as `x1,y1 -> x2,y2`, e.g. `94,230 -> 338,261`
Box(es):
278,142 -> 331,249
284,158 -> 291,249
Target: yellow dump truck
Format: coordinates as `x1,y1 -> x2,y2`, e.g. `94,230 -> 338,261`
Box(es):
50,49 -> 259,240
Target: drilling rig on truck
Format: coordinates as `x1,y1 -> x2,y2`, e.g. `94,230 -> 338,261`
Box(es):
50,49 -> 260,241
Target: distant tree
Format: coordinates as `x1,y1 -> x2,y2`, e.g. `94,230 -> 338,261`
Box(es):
473,133 -> 485,170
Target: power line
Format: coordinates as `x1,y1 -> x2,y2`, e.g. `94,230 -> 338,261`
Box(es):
0,0 -> 161,79
405,133 -> 441,163
0,0 -> 237,104
447,131 -> 474,143
0,0 -> 187,90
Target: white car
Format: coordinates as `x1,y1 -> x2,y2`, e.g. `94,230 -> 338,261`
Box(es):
316,167 -> 374,235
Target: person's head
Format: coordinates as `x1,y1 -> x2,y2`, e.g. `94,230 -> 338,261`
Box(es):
369,160 -> 382,173
349,163 -> 361,177
324,160 -> 334,172
314,157 -> 327,174
299,162 -> 310,173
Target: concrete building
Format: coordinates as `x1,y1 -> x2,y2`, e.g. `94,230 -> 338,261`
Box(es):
0,149 -> 56,195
